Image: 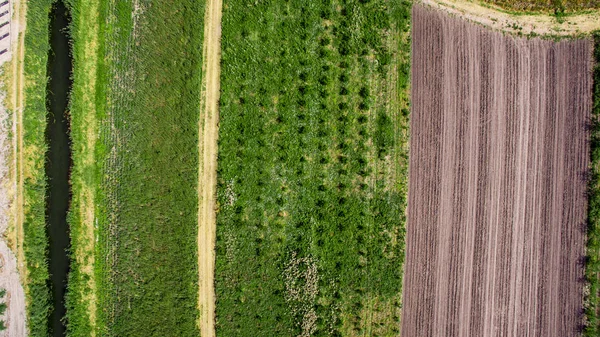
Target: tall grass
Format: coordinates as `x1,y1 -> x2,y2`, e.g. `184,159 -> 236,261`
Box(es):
63,0 -> 102,335
89,1 -> 205,336
22,1 -> 54,336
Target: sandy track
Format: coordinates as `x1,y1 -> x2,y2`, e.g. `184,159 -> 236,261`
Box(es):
421,0 -> 600,37
0,1 -> 27,336
197,0 -> 222,335
402,5 -> 592,337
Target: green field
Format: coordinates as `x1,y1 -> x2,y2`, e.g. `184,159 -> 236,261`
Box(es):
214,0 -> 410,335
64,0 -> 100,335
65,0 -> 205,336
21,1 -> 53,336
21,1 -> 600,336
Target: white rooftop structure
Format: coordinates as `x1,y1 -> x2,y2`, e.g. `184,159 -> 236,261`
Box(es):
0,0 -> 12,66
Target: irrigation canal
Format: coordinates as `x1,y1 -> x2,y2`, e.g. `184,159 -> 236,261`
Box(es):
45,1 -> 72,335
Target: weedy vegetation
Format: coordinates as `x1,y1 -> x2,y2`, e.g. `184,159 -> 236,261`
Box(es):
585,30 -> 600,337
63,0 -> 101,335
22,1 -> 53,336
80,1 -> 206,336
483,0 -> 599,13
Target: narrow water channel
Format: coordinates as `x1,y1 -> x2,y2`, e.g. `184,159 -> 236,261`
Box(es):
45,1 -> 72,336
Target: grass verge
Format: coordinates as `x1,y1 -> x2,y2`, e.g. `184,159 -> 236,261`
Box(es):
21,1 -> 53,336
64,0 -> 101,335
90,1 -> 205,336
585,30 -> 600,337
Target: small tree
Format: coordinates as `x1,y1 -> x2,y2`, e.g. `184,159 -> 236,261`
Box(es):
0,288 -> 5,331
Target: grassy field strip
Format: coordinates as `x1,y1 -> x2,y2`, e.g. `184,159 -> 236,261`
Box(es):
197,0 -> 222,334
13,0 -> 27,333
93,1 -> 205,335
421,0 -> 600,36
65,0 -> 100,335
12,0 -> 25,278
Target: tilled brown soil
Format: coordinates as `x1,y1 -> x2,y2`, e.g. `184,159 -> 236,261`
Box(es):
402,5 -> 593,337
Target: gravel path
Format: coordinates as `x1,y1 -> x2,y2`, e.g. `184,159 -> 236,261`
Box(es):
402,5 -> 592,337
0,1 -> 26,335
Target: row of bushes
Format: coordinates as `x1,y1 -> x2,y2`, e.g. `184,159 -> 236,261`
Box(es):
215,0 -> 411,335
585,30 -> 600,337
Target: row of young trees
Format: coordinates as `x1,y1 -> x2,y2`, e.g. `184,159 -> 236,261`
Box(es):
215,0 -> 411,335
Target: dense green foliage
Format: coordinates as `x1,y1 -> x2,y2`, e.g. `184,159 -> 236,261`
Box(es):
214,0 -> 411,335
22,1 -> 54,336
91,1 -> 205,336
585,31 -> 600,337
0,289 -> 6,331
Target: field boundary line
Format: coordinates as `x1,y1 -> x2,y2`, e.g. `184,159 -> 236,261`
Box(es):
420,0 -> 600,37
197,0 -> 222,335
12,0 -> 25,283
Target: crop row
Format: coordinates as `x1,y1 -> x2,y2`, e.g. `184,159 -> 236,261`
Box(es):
215,0 -> 411,335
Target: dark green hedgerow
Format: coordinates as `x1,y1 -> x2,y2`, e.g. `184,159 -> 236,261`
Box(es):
22,1 -> 54,336
585,31 -> 600,337
215,0 -> 411,335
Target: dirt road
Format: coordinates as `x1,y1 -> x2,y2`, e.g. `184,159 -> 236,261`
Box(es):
0,1 -> 27,336
402,5 -> 592,336
421,0 -> 600,36
197,0 -> 222,335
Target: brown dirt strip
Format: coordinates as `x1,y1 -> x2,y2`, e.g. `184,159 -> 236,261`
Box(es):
402,5 -> 592,337
0,1 -> 27,336
421,0 -> 600,37
197,0 -> 222,335
12,0 -> 24,278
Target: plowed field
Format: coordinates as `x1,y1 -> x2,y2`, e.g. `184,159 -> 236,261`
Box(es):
402,5 -> 593,337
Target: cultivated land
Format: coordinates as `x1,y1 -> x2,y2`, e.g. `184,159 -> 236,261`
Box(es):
214,0 -> 410,335
403,5 -> 592,337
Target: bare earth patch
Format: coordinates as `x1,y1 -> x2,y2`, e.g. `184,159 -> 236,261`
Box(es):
403,5 -> 592,336
0,1 -> 26,336
198,0 -> 222,335
421,0 -> 600,36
